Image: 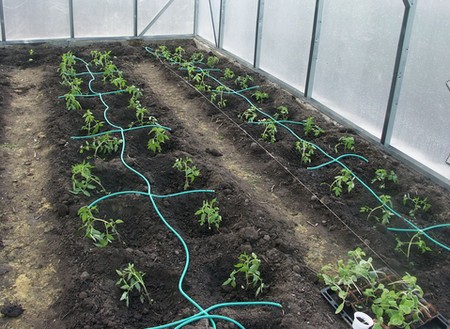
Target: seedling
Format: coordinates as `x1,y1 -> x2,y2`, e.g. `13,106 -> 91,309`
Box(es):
319,248 -> 379,313
223,252 -> 266,297
195,198 -> 222,229
172,46 -> 185,63
78,205 -> 123,247
64,91 -> 82,111
173,157 -> 200,190
206,55 -> 219,68
259,119 -> 277,143
210,85 -> 229,108
239,107 -> 258,123
190,52 -> 204,63
303,117 -> 324,137
192,71 -> 211,92
70,161 -> 106,196
334,136 -> 355,153
328,169 -> 355,197
371,169 -> 398,189
402,193 -> 431,218
360,194 -> 394,225
82,109 -> 104,135
80,133 -> 122,158
295,141 -> 315,164
251,90 -> 269,103
58,51 -> 77,85
395,232 -> 432,260
116,263 -> 151,307
147,127 -> 170,153
273,105 -> 289,121
28,49 -> 34,62
223,67 -> 235,80
110,74 -> 127,89
154,45 -> 171,60
235,74 -> 253,90
90,50 -> 111,68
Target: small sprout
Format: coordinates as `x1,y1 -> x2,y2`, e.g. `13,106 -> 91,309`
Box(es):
28,49 -> 34,62
273,105 -> 289,121
295,141 -> 315,164
210,85 -> 229,108
395,232 -> 432,260
303,117 -> 324,137
223,252 -> 266,297
116,263 -> 151,307
173,157 -> 200,190
371,169 -> 398,189
360,195 -> 394,225
223,67 -> 235,80
334,136 -> 355,153
206,55 -> 219,68
239,107 -> 258,123
147,127 -> 170,153
251,90 -> 269,103
402,193 -> 431,218
78,205 -> 123,247
235,74 -> 253,90
195,198 -> 222,229
259,118 -> 277,143
328,169 -> 355,197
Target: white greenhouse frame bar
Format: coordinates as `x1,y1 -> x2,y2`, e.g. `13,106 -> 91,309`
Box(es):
0,0 -> 448,188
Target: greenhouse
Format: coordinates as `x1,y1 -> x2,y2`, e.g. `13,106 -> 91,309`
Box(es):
0,1 -> 448,329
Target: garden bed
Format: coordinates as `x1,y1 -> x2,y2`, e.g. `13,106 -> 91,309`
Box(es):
0,40 -> 448,329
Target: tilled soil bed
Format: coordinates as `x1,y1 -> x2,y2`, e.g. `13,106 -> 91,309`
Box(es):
0,40 -> 448,329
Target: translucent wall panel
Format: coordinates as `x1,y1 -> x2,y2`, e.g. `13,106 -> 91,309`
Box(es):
197,0 -> 220,45
138,0 -> 194,36
222,0 -> 258,64
3,0 -> 69,40
312,0 -> 403,138
74,0 -> 133,38
259,0 -> 315,93
391,1 -> 450,182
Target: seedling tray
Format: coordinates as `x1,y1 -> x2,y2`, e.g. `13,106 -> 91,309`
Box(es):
321,287 -> 449,328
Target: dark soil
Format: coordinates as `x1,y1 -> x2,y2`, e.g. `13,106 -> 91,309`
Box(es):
0,40 -> 448,329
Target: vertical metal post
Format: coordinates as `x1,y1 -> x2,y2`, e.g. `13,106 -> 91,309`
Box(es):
69,0 -> 75,38
380,0 -> 416,145
133,0 -> 138,37
208,0 -> 218,47
253,0 -> 265,69
194,0 -> 199,36
218,0 -> 225,49
0,0 -> 6,42
304,0 -> 324,98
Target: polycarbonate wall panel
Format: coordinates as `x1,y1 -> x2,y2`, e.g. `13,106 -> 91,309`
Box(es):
222,0 -> 258,64
138,0 -> 194,36
73,0 -> 133,38
197,0 -> 220,45
312,0 -> 403,138
391,1 -> 450,182
259,0 -> 315,93
3,0 -> 69,40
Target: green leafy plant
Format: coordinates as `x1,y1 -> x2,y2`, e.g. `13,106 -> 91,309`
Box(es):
58,51 -> 77,85
116,263 -> 151,307
328,169 -> 355,197
206,55 -> 219,68
210,85 -> 229,108
64,91 -> 82,111
372,169 -> 399,189
173,157 -> 201,190
395,232 -> 432,260
90,50 -> 111,68
154,45 -> 172,60
402,193 -> 431,218
190,52 -> 204,63
192,71 -> 211,92
273,105 -> 289,121
235,74 -> 253,90
223,252 -> 266,297
80,133 -> 122,158
334,136 -> 355,153
303,117 -> 324,137
147,127 -> 170,153
295,141 -> 316,164
360,194 -> 394,225
259,118 -> 277,143
223,67 -> 235,80
172,46 -> 185,63
195,198 -> 222,229
78,206 -> 123,247
70,161 -> 106,196
239,107 -> 258,123
81,109 -> 104,135
251,90 -> 269,103
319,248 -> 379,314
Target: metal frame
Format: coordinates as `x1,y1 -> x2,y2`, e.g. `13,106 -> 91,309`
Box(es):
69,0 -> 74,39
133,0 -> 138,37
207,0 -> 219,47
0,0 -> 5,42
218,0 -> 225,49
139,0 -> 176,37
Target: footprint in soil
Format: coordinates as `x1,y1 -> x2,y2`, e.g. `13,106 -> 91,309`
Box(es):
1,303 -> 24,317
